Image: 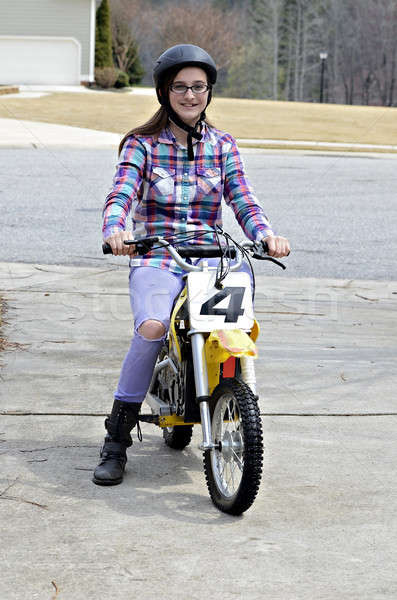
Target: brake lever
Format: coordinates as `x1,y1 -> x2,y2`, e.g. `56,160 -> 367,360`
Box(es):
102,236 -> 160,255
124,236 -> 161,255
127,240 -> 155,255
251,241 -> 287,270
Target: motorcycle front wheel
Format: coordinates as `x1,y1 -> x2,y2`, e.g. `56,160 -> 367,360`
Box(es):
203,378 -> 263,515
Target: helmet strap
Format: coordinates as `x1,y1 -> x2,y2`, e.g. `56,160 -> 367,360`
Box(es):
186,117 -> 205,161
163,97 -> 208,160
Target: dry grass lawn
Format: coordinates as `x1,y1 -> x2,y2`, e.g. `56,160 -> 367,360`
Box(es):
1,90 -> 397,145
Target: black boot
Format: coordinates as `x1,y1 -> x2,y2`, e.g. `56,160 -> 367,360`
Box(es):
92,400 -> 142,486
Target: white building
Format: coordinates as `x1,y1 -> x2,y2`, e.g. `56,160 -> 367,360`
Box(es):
0,0 -> 101,85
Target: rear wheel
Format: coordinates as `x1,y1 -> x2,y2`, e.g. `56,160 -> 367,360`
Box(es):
163,425 -> 193,449
203,378 -> 263,515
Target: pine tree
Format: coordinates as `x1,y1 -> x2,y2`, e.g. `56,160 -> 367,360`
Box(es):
95,0 -> 113,68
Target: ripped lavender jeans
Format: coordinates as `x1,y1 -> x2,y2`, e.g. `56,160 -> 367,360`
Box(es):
114,261 -> 252,404
114,266 -> 185,404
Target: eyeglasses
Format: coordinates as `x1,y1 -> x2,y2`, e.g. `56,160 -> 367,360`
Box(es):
169,83 -> 210,95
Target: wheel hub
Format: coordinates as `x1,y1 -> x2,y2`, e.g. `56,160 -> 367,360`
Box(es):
219,430 -> 243,463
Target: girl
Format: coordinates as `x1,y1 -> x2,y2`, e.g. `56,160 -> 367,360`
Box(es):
93,44 -> 290,486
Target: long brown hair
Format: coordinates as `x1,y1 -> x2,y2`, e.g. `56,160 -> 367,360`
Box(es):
118,67 -> 214,155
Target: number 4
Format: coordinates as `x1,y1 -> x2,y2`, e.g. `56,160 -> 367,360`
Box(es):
200,287 -> 245,323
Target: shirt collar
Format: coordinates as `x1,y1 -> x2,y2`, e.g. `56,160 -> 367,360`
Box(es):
157,126 -> 175,145
157,123 -> 213,146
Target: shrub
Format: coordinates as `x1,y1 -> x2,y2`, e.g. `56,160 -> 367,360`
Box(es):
114,70 -> 130,88
94,67 -> 118,88
126,40 -> 144,85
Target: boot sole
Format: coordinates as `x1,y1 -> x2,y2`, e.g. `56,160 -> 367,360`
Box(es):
92,476 -> 123,486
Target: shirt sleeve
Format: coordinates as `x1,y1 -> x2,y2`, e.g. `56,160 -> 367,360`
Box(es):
223,136 -> 274,242
102,136 -> 146,239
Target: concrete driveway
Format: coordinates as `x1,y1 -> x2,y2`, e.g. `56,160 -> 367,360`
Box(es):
1,261 -> 396,599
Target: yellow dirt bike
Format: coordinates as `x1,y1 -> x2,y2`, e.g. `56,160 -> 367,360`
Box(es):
103,232 -> 286,515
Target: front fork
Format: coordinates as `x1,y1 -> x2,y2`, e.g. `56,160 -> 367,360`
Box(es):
190,332 -> 216,451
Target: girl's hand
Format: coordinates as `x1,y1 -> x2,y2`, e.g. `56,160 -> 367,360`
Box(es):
263,235 -> 290,258
104,230 -> 136,256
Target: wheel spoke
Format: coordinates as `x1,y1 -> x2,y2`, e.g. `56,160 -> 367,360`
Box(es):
218,455 -> 225,480
224,462 -> 230,490
231,448 -> 243,471
229,461 -> 235,492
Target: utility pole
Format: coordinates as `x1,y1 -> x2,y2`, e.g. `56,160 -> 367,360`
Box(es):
319,52 -> 328,103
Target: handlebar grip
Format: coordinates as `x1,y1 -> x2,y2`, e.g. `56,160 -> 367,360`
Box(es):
102,239 -> 156,256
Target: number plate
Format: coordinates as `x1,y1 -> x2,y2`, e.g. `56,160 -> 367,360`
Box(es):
187,271 -> 254,331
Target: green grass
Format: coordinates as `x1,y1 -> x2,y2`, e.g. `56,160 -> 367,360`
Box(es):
1,90 -> 397,147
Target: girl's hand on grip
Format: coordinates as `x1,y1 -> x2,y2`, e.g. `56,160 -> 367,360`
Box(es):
263,235 -> 290,259
104,230 -> 136,256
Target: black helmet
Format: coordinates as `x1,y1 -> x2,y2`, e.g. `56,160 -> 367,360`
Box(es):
152,44 -> 217,162
153,44 -> 217,90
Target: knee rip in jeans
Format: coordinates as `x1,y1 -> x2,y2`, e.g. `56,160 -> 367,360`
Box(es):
138,319 -> 166,341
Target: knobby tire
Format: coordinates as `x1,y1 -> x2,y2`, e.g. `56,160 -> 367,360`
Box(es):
203,378 -> 263,515
163,425 -> 193,450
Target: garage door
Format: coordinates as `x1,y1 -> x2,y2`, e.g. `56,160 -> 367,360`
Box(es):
0,36 -> 81,85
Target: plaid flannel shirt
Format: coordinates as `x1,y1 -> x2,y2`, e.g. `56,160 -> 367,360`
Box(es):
102,125 -> 274,273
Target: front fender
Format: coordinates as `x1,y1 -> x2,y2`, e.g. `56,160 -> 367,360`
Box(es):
204,327 -> 258,394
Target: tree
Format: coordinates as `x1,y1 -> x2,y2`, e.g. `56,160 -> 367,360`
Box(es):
158,1 -> 238,72
110,0 -> 240,89
325,0 -> 397,106
356,0 -> 397,106
95,0 -> 113,68
278,0 -> 327,102
248,0 -> 284,99
111,1 -> 144,84
110,0 -> 157,85
106,0 -> 397,105
223,40 -> 273,99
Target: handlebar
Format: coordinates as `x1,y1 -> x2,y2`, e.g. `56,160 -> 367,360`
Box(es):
102,236 -> 246,272
102,239 -> 238,259
102,236 -> 285,271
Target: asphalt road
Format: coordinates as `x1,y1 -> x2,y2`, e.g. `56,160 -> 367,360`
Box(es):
1,148 -> 396,280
